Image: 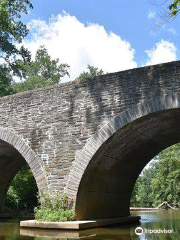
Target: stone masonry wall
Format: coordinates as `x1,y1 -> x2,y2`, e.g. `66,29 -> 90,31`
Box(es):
0,60 -> 180,193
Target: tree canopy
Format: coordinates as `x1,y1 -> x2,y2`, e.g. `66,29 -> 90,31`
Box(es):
131,144 -> 180,208
77,65 -> 104,80
0,0 -> 33,96
169,0 -> 180,16
0,65 -> 14,97
13,46 -> 70,92
6,164 -> 38,211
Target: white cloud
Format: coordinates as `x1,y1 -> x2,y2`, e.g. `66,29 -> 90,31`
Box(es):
145,40 -> 177,66
148,10 -> 156,19
23,12 -> 137,82
168,27 -> 177,35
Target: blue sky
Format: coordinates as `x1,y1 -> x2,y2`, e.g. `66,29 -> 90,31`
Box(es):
22,0 -> 180,81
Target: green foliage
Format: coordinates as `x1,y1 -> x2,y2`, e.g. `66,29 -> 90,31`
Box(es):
169,0 -> 180,16
131,161 -> 159,207
35,208 -> 75,222
151,144 -> 180,207
34,192 -> 75,222
0,64 -> 14,97
0,0 -> 33,77
6,164 -> 38,211
13,46 -> 70,92
131,144 -> 180,208
77,65 -> 104,80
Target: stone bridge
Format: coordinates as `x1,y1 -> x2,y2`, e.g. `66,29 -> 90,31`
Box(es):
0,61 -> 180,220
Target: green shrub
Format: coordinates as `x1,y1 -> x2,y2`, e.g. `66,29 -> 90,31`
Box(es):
35,208 -> 75,222
34,192 -> 75,222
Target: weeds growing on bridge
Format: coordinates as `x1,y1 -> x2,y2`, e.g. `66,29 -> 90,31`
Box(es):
34,192 -> 75,222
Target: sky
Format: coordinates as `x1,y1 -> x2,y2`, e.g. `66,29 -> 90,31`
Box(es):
21,0 -> 180,82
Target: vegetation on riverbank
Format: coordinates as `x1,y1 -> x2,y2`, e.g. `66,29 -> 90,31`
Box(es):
131,143 -> 180,209
6,165 -> 38,212
34,193 -> 75,222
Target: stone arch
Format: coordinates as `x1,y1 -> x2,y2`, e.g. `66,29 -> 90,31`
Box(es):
0,127 -> 48,208
66,92 -> 180,219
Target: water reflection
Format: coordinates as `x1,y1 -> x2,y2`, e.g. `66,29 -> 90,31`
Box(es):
20,228 -> 96,239
0,210 -> 179,240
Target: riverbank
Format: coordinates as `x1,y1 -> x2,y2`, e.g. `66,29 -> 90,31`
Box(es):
130,207 -> 159,211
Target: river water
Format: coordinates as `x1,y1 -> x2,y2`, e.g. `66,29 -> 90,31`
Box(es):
0,210 -> 179,240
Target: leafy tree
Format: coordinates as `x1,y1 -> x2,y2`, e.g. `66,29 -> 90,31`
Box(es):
0,0 -> 33,96
77,65 -> 104,80
169,0 -> 180,16
0,0 -> 33,74
131,144 -> 180,208
151,144 -> 180,207
0,65 -> 14,97
6,164 -> 38,211
13,46 -> 70,92
131,161 -> 159,207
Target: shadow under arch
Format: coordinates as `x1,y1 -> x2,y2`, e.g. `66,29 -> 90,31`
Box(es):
66,92 -> 180,220
0,127 -> 48,211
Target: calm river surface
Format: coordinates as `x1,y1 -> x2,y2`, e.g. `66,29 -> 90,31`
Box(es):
0,210 -> 179,240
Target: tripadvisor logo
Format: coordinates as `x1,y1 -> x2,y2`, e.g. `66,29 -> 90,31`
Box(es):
135,227 -> 174,235
135,227 -> 143,235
